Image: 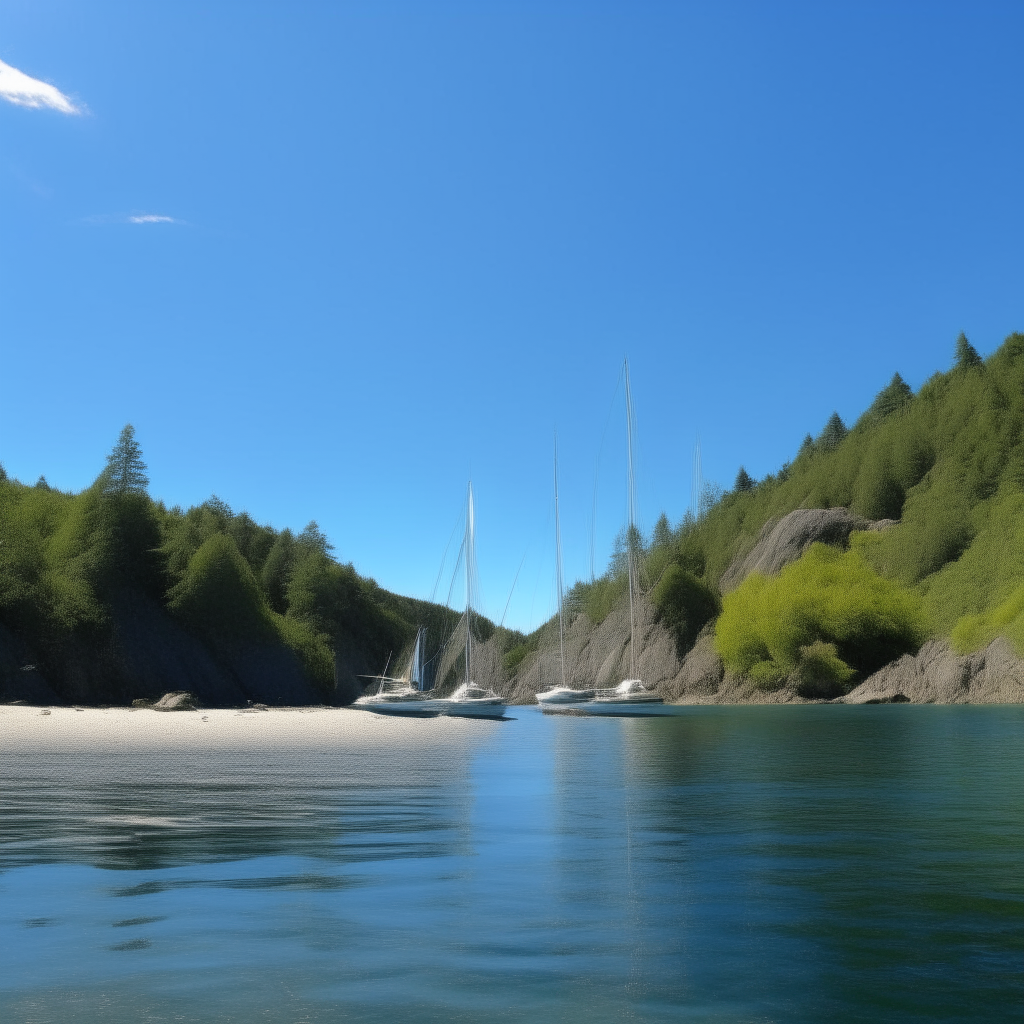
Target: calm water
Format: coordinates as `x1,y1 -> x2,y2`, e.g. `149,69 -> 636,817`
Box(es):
1,705 -> 1022,1023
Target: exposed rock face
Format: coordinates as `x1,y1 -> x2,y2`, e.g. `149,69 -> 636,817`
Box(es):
719,507 -> 869,592
504,597 -> 680,704
491,593 -> 1024,706
842,638 -> 1024,704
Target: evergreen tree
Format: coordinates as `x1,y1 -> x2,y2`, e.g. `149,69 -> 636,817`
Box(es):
954,332 -> 982,369
734,467 -> 755,492
698,481 -> 725,519
867,373 -> 913,420
797,434 -> 815,459
102,425 -> 149,495
203,495 -> 233,522
0,463 -> 7,482
261,528 -> 296,614
652,512 -> 672,549
35,475 -> 50,490
817,413 -> 848,452
296,520 -> 333,555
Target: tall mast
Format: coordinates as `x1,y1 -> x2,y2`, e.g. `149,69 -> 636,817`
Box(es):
692,432 -> 703,520
554,434 -> 566,689
411,626 -> 425,690
465,481 -> 474,685
624,359 -> 637,680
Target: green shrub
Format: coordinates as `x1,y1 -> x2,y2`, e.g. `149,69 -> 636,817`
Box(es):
951,584 -> 1024,656
651,563 -> 719,655
793,640 -> 856,698
715,544 -> 927,683
168,534 -> 276,642
502,643 -> 530,673
568,575 -> 627,625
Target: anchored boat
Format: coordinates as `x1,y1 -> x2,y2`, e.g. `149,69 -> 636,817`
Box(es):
445,483 -> 508,719
537,436 -> 595,711
353,627 -> 451,715
575,361 -> 667,717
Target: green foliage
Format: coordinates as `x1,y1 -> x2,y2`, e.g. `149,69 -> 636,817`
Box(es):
715,545 -> 927,686
862,372 -> 914,424
651,563 -> 718,655
918,489 -> 1024,645
502,643 -> 530,673
817,412 -> 848,453
102,424 -> 150,496
261,529 -> 296,614
651,512 -> 672,549
951,585 -> 1024,656
0,429 -> 466,700
567,574 -> 627,625
734,467 -> 755,493
793,641 -> 856,699
954,332 -> 982,370
167,533 -> 276,642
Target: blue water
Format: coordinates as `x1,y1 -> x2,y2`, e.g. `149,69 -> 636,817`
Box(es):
1,705 -> 1022,1022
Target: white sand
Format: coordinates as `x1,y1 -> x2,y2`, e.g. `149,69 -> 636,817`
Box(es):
0,704 -> 505,754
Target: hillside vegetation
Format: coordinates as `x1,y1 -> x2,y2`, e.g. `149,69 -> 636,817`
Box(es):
3,332 -> 1021,706
0,430 -> 464,705
569,332 -> 1024,692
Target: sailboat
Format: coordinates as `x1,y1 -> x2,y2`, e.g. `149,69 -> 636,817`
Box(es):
579,361 -> 673,717
444,483 -> 508,718
352,626 -> 451,715
537,437 -> 595,709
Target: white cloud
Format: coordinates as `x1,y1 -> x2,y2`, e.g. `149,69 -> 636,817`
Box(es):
129,214 -> 175,224
0,58 -> 81,114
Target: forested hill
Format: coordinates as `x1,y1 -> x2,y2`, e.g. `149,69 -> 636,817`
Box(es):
3,332 -> 1022,708
564,331 -> 1024,696
0,434 -> 471,706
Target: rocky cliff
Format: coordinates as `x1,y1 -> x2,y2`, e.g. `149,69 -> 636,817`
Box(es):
491,507 -> 1024,706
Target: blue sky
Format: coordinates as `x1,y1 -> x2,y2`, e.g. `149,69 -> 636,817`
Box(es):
2,2 -> 1022,632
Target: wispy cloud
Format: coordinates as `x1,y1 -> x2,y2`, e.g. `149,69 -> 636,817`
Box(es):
0,58 -> 81,114
82,212 -> 182,226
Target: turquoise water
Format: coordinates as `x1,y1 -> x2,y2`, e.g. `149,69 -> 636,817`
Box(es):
1,705 -> 1022,1023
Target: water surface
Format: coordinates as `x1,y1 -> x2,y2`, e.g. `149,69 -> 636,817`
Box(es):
1,704 -> 1021,1022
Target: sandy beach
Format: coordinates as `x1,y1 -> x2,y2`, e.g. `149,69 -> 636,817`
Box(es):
0,704 -> 507,755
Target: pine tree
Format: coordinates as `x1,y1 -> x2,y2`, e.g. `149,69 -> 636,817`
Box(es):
0,463 -> 7,483
734,467 -> 755,492
652,512 -> 672,549
868,373 -> 913,420
797,434 -> 815,459
954,332 -> 982,370
817,412 -> 848,452
102,425 -> 149,495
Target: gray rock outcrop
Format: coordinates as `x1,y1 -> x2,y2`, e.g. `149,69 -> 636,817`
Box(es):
719,507 -> 870,592
842,638 -> 1024,704
152,691 -> 197,711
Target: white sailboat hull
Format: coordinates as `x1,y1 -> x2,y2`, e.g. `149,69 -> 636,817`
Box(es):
352,696 -> 450,716
444,681 -> 507,718
536,687 -> 596,706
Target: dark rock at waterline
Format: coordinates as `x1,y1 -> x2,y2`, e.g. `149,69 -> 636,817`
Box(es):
0,623 -> 63,705
0,589 -> 350,708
